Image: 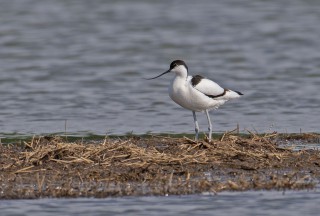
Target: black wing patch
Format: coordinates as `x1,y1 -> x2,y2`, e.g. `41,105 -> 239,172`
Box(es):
234,90 -> 243,95
206,89 -> 243,98
191,75 -> 204,87
205,89 -> 227,98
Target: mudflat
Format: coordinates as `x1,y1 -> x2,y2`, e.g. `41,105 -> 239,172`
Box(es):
0,133 -> 319,199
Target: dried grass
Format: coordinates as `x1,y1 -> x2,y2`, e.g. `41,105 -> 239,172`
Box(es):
0,133 -> 319,199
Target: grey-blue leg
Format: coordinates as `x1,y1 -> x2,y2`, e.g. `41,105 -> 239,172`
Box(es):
192,111 -> 199,141
205,109 -> 212,141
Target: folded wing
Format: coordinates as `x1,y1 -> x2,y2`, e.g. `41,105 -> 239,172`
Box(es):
190,75 -> 242,100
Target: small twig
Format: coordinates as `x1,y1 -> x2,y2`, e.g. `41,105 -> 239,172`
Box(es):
183,136 -> 197,144
14,165 -> 35,174
78,171 -> 83,184
36,173 -> 46,192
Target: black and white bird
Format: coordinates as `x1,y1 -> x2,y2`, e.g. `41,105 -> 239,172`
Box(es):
147,60 -> 243,141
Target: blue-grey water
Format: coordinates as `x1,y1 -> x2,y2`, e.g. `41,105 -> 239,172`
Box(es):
1,191 -> 320,216
0,0 -> 319,137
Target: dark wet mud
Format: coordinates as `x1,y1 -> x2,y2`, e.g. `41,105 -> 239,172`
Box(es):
0,133 -> 319,199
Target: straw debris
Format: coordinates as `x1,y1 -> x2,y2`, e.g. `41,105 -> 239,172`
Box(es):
0,133 -> 319,199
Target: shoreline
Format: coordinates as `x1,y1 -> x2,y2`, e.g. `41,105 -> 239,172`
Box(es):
0,132 -> 319,199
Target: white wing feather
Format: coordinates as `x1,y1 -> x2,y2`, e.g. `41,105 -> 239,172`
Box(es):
191,77 -> 225,97
188,76 -> 241,100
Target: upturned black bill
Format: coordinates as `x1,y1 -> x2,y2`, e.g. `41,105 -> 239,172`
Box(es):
146,69 -> 171,80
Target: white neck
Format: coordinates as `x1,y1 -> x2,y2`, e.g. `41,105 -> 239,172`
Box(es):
172,65 -> 188,79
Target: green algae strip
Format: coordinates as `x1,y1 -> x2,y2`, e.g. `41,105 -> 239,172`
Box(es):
0,131 -> 319,145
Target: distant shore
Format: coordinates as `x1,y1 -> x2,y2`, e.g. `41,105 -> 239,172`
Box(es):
0,132 -> 319,199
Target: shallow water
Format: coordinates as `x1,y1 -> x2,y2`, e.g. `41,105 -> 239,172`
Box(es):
0,0 -> 320,137
1,191 -> 320,216
280,141 -> 320,151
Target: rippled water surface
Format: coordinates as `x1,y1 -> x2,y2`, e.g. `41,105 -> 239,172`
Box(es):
0,0 -> 319,136
1,191 -> 320,216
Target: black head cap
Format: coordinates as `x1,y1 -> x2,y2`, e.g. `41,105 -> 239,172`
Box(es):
169,60 -> 188,71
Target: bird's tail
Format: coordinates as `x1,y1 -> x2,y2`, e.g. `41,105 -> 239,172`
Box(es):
224,89 -> 243,99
